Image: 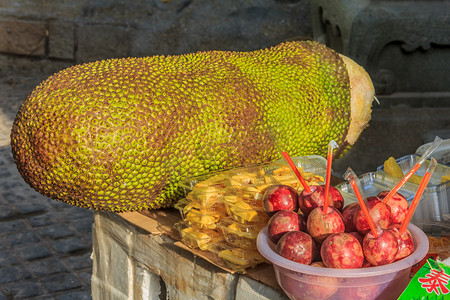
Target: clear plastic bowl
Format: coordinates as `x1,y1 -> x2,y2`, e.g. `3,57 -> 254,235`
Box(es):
257,224 -> 428,300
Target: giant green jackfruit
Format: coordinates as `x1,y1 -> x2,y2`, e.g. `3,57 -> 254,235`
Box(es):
10,41 -> 374,211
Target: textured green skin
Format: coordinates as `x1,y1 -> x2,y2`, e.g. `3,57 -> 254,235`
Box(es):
11,41 -> 351,211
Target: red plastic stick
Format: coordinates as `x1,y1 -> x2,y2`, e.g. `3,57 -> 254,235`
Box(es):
281,151 -> 311,193
383,136 -> 442,204
399,158 -> 437,234
382,163 -> 421,204
350,179 -> 378,237
324,140 -> 338,213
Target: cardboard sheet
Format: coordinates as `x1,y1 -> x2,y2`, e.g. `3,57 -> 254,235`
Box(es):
118,209 -> 281,290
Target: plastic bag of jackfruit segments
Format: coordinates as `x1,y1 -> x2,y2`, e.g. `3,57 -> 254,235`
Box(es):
209,242 -> 267,273
262,171 -> 324,192
179,164 -> 267,194
226,160 -> 325,188
178,173 -> 231,207
174,197 -> 228,221
217,217 -> 264,249
174,221 -> 225,251
181,203 -> 229,230
221,191 -> 269,225
261,155 -> 327,179
225,168 -> 267,187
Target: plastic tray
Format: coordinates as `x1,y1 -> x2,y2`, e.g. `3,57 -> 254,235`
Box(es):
377,154 -> 449,223
336,171 -> 449,228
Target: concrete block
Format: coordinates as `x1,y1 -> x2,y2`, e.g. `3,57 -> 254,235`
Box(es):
76,24 -> 130,63
0,19 -> 46,56
48,20 -> 75,60
91,222 -> 129,299
133,263 -> 162,299
165,283 -> 191,300
92,211 -> 242,299
235,276 -> 288,300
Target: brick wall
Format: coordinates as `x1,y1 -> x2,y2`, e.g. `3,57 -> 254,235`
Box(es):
0,0 -> 312,73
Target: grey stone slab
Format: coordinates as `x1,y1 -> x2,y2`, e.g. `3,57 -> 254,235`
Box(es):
0,265 -> 31,284
3,280 -> 43,298
28,258 -> 67,277
5,230 -> 40,247
0,291 -> 5,300
52,236 -> 90,254
55,291 -> 92,300
0,239 -> 6,251
28,213 -> 56,227
15,202 -> 48,215
70,216 -> 94,234
78,271 -> 92,286
16,244 -> 52,261
63,207 -> 93,220
43,273 -> 82,293
0,205 -> 17,219
65,253 -> 93,270
1,179 -> 29,192
38,225 -> 75,239
1,192 -> 26,203
0,219 -> 27,234
49,201 -> 72,209
0,251 -> 18,267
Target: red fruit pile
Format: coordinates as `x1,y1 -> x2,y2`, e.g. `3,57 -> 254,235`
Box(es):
263,185 -> 414,269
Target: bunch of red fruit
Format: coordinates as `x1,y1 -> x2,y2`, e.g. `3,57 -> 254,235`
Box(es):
263,184 -> 413,268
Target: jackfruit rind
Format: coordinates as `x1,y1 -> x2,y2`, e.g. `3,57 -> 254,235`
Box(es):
11,40 -> 372,211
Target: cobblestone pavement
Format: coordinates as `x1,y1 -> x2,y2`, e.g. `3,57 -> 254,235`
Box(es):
0,77 -> 93,299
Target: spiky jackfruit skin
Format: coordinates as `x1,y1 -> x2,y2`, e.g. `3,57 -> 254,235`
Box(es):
11,41 -> 352,211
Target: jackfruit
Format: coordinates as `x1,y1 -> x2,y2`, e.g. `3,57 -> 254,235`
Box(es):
10,41 -> 375,211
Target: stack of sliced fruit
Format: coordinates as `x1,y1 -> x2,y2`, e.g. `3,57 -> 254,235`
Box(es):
174,162 -> 324,272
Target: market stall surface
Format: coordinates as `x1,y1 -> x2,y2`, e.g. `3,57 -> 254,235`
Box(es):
0,76 -> 93,300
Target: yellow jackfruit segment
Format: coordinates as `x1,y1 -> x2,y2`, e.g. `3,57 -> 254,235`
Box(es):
186,187 -> 225,206
272,166 -> 292,176
222,194 -> 240,205
218,248 -> 263,267
229,200 -> 258,222
384,157 -> 404,178
384,156 -> 435,185
229,171 -> 264,185
185,210 -> 218,229
180,227 -> 223,250
193,174 -> 229,189
227,223 -> 258,239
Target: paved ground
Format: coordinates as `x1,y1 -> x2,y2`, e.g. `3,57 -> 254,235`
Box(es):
0,77 -> 93,299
